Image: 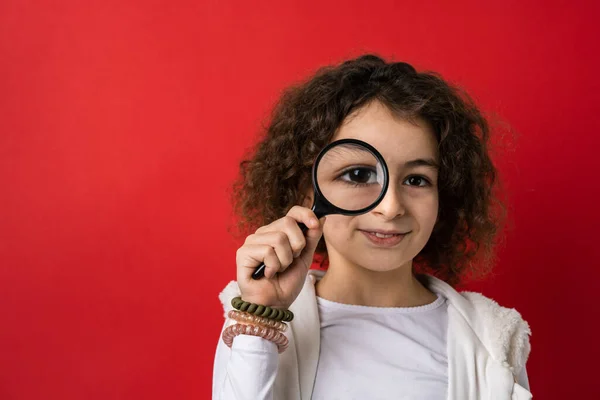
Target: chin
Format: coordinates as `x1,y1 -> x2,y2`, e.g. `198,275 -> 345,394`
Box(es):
352,255 -> 413,273
362,265 -> 404,273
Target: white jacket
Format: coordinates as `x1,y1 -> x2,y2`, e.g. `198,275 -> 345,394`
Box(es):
213,270 -> 533,400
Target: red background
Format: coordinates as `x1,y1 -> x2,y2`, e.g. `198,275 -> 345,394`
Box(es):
1,1 -> 599,399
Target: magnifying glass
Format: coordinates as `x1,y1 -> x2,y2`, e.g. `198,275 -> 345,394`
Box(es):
252,138 -> 389,279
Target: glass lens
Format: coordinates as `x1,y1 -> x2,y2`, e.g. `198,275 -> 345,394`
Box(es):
316,143 -> 385,211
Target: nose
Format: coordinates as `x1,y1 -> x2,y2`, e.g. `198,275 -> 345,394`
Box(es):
371,180 -> 405,220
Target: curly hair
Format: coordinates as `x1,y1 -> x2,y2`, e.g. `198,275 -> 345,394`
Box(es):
230,54 -> 508,286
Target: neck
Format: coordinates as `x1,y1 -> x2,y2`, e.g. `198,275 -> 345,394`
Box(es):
315,256 -> 437,308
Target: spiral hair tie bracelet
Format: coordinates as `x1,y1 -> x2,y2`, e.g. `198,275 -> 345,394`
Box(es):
228,310 -> 287,332
231,297 -> 294,322
222,323 -> 289,353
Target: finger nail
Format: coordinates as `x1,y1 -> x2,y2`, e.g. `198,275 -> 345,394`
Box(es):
310,218 -> 318,227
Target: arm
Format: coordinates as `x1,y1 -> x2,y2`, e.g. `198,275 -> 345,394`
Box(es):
217,207 -> 325,399
212,320 -> 279,400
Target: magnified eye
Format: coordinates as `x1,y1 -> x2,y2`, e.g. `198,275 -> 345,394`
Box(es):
339,167 -> 378,185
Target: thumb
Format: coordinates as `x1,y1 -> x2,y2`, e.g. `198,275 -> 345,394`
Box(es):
302,216 -> 326,258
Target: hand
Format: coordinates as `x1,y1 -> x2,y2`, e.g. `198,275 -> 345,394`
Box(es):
236,206 -> 325,309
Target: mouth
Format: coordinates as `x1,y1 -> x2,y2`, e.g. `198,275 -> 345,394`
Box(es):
360,229 -> 409,237
359,230 -> 410,247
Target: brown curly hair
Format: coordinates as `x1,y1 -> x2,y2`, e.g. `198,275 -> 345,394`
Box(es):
230,54 -> 508,286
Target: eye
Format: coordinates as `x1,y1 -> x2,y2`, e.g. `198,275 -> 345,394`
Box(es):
404,175 -> 430,187
339,167 -> 378,185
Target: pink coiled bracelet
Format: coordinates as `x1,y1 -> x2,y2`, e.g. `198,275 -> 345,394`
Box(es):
222,323 -> 289,353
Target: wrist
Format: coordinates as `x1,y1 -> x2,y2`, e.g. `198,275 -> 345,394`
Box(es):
239,295 -> 289,310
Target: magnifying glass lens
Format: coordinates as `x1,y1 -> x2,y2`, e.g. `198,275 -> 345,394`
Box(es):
316,143 -> 385,212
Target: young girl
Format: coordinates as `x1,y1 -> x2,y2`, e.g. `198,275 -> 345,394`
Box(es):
212,54 -> 532,400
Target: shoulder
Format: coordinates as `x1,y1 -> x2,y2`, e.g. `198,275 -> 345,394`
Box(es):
460,290 -> 532,375
424,275 -> 532,375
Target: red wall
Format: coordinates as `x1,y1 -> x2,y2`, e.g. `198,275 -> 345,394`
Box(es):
1,1 -> 598,398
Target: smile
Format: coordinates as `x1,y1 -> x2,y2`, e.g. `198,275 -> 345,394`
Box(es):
371,232 -> 398,238
359,230 -> 409,247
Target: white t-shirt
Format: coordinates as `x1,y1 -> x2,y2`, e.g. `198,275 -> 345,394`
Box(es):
311,294 -> 449,400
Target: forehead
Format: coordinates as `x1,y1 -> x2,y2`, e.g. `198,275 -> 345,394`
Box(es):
332,101 -> 439,166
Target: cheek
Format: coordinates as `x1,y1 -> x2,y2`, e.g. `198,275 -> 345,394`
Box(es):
403,188 -> 438,224
322,215 -> 354,239
413,194 -> 439,229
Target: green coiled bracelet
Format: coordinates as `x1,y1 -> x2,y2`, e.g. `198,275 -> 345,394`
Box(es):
231,297 -> 294,322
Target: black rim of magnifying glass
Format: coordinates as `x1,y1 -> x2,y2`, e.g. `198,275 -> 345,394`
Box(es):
311,138 -> 390,218
251,138 -> 389,280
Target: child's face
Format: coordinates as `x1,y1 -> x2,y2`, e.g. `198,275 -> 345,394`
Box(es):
321,101 -> 439,273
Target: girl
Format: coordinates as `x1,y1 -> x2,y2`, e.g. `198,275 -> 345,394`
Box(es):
212,54 -> 532,400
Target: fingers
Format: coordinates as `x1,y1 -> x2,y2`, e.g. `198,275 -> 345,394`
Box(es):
255,207 -> 316,257
245,231 -> 294,269
285,206 -> 320,230
238,206 -> 325,280
237,244 -> 281,279
286,206 -> 324,255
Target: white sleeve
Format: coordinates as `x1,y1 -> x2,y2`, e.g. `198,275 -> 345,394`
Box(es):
212,321 -> 279,400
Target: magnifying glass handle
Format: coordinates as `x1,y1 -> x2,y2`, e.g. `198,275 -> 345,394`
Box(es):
251,222 -> 309,280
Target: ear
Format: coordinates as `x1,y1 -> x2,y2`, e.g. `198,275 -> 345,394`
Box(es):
299,175 -> 314,208
302,190 -> 314,208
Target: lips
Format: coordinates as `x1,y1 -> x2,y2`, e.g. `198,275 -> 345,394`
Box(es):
360,229 -> 409,236
359,230 -> 410,247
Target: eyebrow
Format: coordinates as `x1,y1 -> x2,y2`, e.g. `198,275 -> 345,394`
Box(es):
403,158 -> 440,170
